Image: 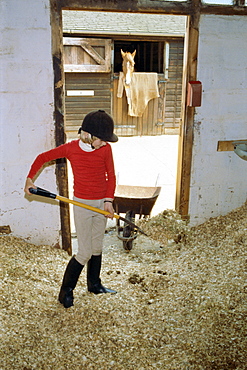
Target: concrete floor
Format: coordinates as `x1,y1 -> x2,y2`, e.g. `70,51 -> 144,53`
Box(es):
69,134 -> 179,234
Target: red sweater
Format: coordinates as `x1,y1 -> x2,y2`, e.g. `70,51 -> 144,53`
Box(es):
27,140 -> 116,199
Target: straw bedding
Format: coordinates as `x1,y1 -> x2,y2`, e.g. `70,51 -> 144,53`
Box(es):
0,202 -> 246,369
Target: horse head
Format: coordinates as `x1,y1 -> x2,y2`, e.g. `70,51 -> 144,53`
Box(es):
121,49 -> 136,86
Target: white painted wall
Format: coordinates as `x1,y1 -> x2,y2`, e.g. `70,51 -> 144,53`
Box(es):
0,0 -> 61,246
189,15 -> 247,225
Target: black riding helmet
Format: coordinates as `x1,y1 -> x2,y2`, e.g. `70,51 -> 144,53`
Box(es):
78,110 -> 118,143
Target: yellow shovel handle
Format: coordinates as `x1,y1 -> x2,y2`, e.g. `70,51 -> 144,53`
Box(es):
29,187 -> 146,235
56,195 -> 120,220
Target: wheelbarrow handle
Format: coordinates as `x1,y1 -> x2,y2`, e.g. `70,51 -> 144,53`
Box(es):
29,187 -> 147,236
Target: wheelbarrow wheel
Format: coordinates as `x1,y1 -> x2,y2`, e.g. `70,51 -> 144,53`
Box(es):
123,239 -> 133,251
123,210 -> 135,251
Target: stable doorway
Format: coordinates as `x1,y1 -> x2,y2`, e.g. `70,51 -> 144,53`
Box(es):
61,11 -> 187,238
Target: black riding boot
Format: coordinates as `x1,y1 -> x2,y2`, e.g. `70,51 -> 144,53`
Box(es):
87,254 -> 117,294
58,256 -> 84,308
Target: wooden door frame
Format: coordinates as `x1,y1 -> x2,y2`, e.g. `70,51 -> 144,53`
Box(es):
50,0 -> 247,251
50,0 -> 72,254
175,12 -> 199,220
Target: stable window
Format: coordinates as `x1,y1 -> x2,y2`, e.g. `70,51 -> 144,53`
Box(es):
114,41 -> 164,73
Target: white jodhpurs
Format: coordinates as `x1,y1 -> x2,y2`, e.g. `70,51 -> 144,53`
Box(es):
73,197 -> 107,265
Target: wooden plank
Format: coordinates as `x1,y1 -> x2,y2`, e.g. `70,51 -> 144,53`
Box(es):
152,95 -> 159,135
142,102 -> 149,135
50,0 -> 72,254
217,140 -> 247,152
0,225 -> 11,234
176,1 -> 200,219
61,0 -> 247,16
65,64 -> 110,73
201,4 -> 247,15
60,0 -> 192,16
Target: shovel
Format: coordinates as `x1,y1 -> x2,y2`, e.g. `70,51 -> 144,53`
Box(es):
29,187 -> 147,236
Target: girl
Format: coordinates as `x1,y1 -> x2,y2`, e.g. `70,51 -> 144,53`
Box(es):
24,110 -> 118,308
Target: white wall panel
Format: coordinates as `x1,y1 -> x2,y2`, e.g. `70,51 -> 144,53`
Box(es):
189,15 -> 247,225
0,0 -> 61,246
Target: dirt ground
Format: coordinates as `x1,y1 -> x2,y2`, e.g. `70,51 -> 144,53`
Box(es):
0,202 -> 247,369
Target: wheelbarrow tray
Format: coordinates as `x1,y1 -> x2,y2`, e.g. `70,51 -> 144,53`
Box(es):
113,185 -> 161,216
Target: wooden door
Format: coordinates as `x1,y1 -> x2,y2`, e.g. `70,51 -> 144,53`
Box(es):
63,37 -> 111,72
63,37 -> 112,139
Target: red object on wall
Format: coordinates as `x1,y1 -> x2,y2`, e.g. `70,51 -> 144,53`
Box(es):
187,81 -> 202,107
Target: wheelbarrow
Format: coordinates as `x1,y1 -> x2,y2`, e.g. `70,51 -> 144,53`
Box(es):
113,185 -> 161,251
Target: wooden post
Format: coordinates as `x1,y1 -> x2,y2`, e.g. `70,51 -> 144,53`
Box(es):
50,0 -> 72,255
175,0 -> 200,220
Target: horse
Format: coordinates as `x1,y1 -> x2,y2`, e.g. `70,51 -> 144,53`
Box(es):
121,49 -> 136,85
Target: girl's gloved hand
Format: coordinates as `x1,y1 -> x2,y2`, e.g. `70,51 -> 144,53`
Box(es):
104,200 -> 115,219
24,177 -> 36,195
